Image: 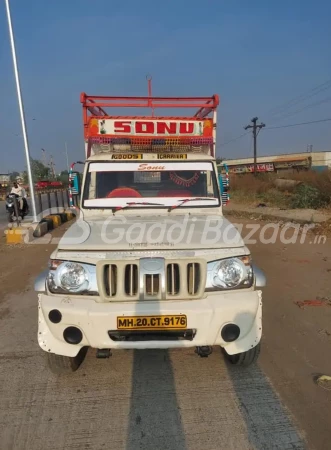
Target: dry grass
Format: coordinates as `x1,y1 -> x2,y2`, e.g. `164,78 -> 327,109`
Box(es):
290,170 -> 331,196
230,174 -> 288,207
230,173 -> 273,194
229,170 -> 331,209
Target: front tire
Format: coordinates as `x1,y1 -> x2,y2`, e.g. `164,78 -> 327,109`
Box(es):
226,342 -> 261,367
46,347 -> 88,374
7,212 -> 13,223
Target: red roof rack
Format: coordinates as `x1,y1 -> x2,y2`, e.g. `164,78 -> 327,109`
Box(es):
80,93 -> 219,158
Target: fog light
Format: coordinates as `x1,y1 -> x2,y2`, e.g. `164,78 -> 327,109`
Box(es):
63,326 -> 83,344
221,324 -> 240,342
48,309 -> 62,324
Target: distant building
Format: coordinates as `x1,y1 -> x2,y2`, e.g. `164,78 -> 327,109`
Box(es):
222,151 -> 331,174
0,174 -> 10,187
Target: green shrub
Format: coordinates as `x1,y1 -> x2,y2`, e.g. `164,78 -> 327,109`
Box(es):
290,184 -> 328,209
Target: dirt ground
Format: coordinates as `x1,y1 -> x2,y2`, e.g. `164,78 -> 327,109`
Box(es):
0,219 -> 331,449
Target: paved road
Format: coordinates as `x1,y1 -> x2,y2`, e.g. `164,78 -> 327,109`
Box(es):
0,219 -> 331,449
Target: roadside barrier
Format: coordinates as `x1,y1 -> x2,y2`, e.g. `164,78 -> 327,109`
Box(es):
4,189 -> 77,244
0,187 -> 68,201
5,210 -> 77,243
32,210 -> 76,238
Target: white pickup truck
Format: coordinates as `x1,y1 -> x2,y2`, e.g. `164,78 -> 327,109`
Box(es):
35,93 -> 266,373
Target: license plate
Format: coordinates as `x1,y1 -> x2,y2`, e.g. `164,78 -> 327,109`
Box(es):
117,315 -> 187,330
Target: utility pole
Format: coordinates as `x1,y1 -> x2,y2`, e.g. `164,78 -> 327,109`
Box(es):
65,142 -> 69,171
146,74 -> 154,117
41,148 -> 47,166
244,117 -> 265,176
5,0 -> 37,221
49,155 -> 56,178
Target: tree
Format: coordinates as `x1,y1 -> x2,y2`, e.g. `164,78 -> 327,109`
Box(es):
58,170 -> 69,185
10,171 -> 20,182
22,158 -> 50,183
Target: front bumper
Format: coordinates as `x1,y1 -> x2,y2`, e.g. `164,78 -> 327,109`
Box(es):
38,290 -> 262,357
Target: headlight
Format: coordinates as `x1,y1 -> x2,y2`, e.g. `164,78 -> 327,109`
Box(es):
206,256 -> 253,290
47,260 -> 98,294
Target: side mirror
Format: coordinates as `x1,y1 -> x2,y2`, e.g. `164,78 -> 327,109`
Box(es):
69,171 -> 81,195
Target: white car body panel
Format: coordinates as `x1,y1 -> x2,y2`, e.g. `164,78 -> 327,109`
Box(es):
38,290 -> 262,357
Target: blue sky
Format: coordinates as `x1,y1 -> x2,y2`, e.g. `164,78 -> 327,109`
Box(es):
1,0 -> 331,173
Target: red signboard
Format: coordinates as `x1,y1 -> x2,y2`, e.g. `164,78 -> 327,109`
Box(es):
88,118 -> 213,138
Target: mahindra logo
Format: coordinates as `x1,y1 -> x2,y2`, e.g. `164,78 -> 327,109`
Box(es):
113,120 -> 201,136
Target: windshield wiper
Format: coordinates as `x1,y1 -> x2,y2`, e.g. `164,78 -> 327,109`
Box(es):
112,201 -> 165,213
168,197 -> 216,212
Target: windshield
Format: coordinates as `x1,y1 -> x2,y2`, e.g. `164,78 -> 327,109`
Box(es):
83,161 -> 220,209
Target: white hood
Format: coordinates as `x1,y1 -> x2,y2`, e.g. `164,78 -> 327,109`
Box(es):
58,213 -> 244,251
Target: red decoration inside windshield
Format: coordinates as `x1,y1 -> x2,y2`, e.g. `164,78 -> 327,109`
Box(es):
169,172 -> 200,187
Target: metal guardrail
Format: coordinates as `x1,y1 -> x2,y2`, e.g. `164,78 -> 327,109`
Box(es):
34,189 -> 80,215
0,187 -> 69,200
2,189 -> 79,215
36,189 -> 69,215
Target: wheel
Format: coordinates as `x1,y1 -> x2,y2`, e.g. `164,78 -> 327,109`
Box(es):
46,347 -> 88,374
226,342 -> 261,367
7,213 -> 13,223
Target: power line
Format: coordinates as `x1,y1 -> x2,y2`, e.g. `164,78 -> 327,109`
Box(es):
271,96 -> 331,122
266,117 -> 331,130
265,77 -> 331,118
220,80 -> 331,150
268,82 -> 331,119
218,131 -> 250,148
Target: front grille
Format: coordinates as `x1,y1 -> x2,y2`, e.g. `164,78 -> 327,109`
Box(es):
97,258 -> 206,301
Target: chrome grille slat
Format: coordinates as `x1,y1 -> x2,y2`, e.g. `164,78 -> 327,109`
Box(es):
192,263 -> 195,294
166,263 -> 180,296
130,264 -> 133,296
103,264 -> 117,297
109,265 -> 117,296
171,264 -> 175,295
187,263 -> 200,295
125,264 -> 138,297
145,274 -> 159,296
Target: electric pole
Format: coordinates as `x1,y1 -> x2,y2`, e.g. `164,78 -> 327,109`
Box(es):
49,155 -> 56,178
5,0 -> 37,221
41,148 -> 47,166
244,117 -> 265,176
65,142 -> 69,171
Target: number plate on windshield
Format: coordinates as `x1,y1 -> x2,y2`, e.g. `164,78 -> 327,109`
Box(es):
117,315 -> 187,330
